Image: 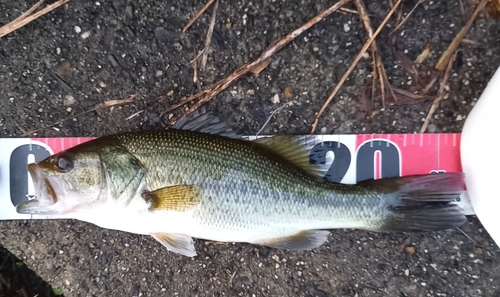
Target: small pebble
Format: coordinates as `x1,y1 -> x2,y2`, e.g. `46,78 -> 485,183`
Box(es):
427,124 -> 437,133
74,26 -> 82,33
81,32 -> 91,39
271,94 -> 280,104
284,87 -> 293,99
63,95 -> 75,106
320,127 -> 327,134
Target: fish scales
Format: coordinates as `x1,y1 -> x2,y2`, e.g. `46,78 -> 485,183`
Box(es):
112,130 -> 390,239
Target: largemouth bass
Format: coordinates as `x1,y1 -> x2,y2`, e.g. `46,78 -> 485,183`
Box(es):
16,111 -> 466,257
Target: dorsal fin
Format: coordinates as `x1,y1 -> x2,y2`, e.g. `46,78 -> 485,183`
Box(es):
172,107 -> 241,138
253,136 -> 326,179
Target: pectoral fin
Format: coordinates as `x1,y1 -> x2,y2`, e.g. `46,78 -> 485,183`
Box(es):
152,233 -> 197,257
144,185 -> 201,212
257,230 -> 330,251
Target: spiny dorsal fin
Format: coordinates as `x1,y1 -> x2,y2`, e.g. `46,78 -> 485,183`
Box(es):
253,136 -> 325,178
257,230 -> 330,251
151,233 -> 197,257
144,185 -> 201,212
172,107 -> 241,138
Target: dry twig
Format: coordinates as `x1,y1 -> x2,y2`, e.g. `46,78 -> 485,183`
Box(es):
0,0 -> 69,39
182,0 -> 216,32
94,95 -> 137,109
435,0 -> 488,71
22,95 -> 139,136
354,0 -> 393,106
256,100 -> 297,135
201,0 -> 219,69
168,0 -> 351,123
420,52 -> 457,133
311,0 -> 402,133
389,0 -> 426,37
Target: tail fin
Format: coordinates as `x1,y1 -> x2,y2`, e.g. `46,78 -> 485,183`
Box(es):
361,172 -> 467,232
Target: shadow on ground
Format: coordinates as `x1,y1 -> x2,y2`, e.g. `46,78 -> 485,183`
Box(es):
0,245 -> 63,297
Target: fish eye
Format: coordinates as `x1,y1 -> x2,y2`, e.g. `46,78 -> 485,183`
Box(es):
56,156 -> 73,172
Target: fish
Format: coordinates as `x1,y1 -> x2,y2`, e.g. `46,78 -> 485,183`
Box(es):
16,111 -> 467,257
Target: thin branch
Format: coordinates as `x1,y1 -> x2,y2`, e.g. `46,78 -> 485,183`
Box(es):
389,0 -> 426,37
256,101 -> 296,135
420,52 -> 457,133
354,0 -> 394,107
435,0 -> 488,71
22,95 -> 139,136
9,0 -> 45,26
0,0 -> 69,39
201,0 -> 219,70
182,0 -> 216,32
311,0 -> 402,133
178,0 -> 352,119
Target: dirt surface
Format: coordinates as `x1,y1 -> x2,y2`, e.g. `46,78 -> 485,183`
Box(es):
0,245 -> 61,297
1,0 -> 500,296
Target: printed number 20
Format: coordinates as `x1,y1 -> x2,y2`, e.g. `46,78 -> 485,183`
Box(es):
309,140 -> 401,183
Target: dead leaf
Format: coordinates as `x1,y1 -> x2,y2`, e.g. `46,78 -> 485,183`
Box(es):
284,87 -> 293,99
415,44 -> 432,64
405,246 -> 415,254
474,0 -> 500,18
250,57 -> 272,76
476,247 -> 483,255
56,61 -> 72,75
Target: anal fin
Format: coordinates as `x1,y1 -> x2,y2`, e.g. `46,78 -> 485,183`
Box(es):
152,233 -> 197,257
257,230 -> 330,251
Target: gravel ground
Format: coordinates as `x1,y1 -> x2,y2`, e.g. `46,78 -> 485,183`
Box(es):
1,0 -> 499,296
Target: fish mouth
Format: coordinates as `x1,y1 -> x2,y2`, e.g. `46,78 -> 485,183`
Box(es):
16,163 -> 64,215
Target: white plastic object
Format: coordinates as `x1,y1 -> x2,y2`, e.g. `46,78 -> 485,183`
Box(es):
461,65 -> 500,248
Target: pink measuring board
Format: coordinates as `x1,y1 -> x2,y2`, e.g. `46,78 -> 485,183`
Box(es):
0,133 -> 473,220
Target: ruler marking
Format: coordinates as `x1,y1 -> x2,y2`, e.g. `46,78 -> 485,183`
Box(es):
412,134 -> 415,146
403,134 -> 407,147
436,134 -> 440,169
453,134 -> 457,147
420,134 -> 423,147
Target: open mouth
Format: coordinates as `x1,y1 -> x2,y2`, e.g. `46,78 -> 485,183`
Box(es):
16,164 -> 63,215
